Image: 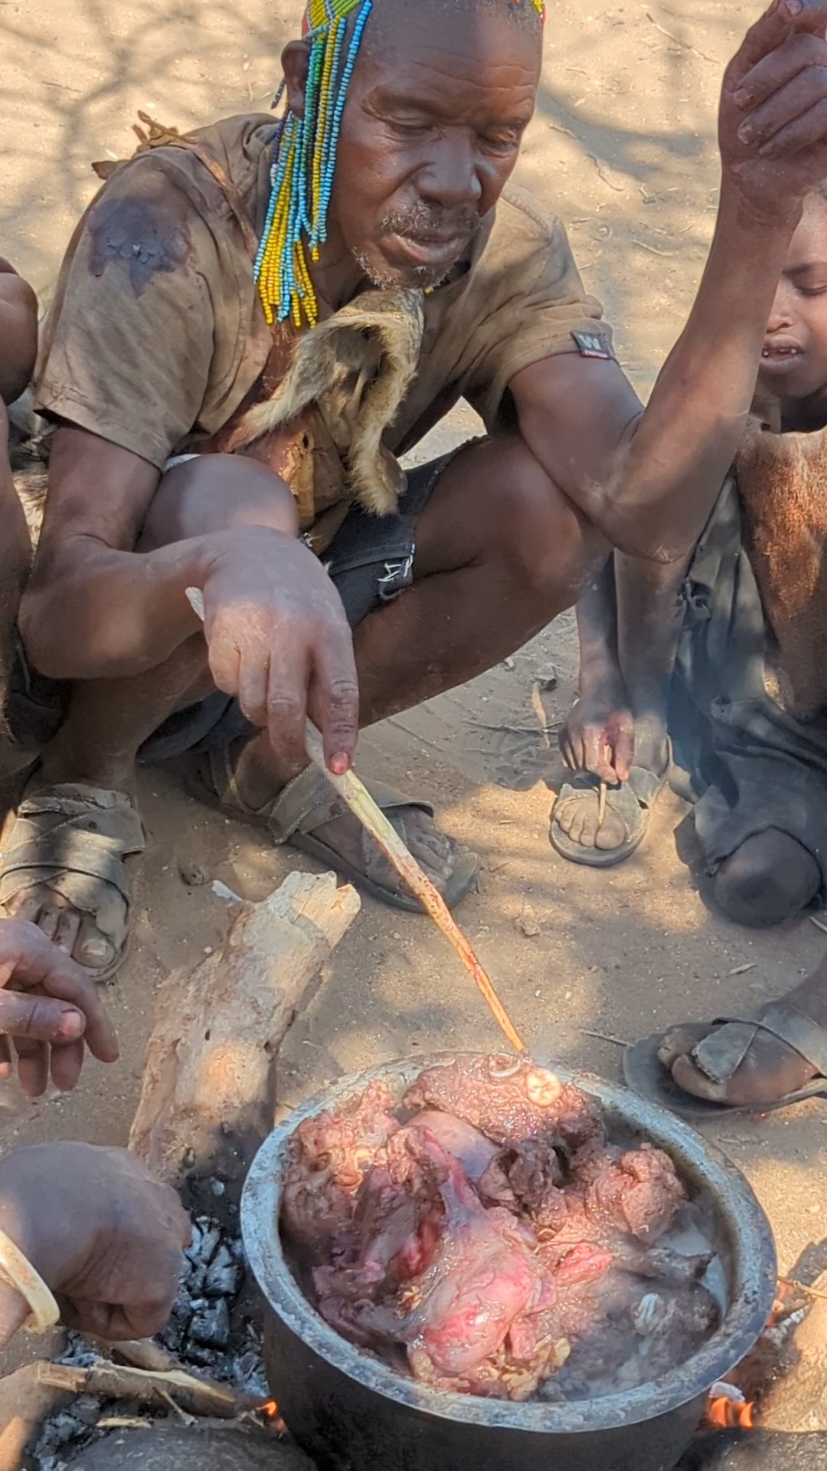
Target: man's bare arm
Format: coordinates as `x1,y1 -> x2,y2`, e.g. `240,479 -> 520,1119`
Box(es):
20,430 -> 209,679
21,427 -> 360,771
512,0 -> 827,563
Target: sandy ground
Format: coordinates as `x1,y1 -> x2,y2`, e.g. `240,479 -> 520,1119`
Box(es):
1,0 -> 827,1383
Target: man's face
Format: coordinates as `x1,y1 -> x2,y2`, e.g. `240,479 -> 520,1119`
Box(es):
321,6 -> 541,289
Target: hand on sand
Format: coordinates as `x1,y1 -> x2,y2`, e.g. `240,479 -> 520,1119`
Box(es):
0,919 -> 118,1096
0,1143 -> 191,1346
721,0 -> 827,219
201,525 -> 359,778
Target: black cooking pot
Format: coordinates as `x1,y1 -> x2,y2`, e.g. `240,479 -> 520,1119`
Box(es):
242,1055 -> 776,1471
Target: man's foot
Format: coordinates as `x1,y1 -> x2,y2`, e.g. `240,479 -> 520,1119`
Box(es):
656,963 -> 827,1107
190,739 -> 479,912
0,777 -> 144,979
712,830 -> 821,927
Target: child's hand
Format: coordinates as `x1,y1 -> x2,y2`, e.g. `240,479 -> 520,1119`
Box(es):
0,260 -> 37,404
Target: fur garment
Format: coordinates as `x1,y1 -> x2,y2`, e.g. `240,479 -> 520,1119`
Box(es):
736,416 -> 827,716
227,287 -> 425,517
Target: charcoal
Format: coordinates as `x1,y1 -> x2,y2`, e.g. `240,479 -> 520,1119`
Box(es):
69,1397 -> 101,1428
195,1219 -> 221,1264
43,1413 -> 86,1447
185,1341 -> 220,1367
189,1297 -> 230,1348
184,1221 -> 203,1264
58,1334 -> 99,1369
205,1243 -> 243,1297
186,1260 -> 207,1294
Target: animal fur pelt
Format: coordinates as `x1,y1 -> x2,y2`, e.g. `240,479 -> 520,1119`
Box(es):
736,416 -> 827,715
227,287 -> 425,517
737,416 -> 827,622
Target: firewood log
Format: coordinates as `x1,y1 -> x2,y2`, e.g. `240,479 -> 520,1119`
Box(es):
129,871 -> 360,1186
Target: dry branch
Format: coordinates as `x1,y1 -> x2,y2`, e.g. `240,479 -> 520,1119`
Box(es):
35,1360 -> 254,1420
129,871 -> 360,1184
0,1362 -> 70,1471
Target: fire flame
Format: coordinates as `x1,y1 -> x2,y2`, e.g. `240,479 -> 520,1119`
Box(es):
705,1385 -> 754,1431
258,1399 -> 288,1433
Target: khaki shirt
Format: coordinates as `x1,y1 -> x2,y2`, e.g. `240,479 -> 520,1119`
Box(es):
35,114 -> 612,532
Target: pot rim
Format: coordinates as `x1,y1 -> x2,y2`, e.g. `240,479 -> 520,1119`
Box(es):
242,1053 -> 776,1435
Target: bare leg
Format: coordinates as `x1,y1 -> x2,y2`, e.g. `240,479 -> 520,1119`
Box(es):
554,550 -> 689,856
10,437 -> 603,969
615,549 -> 691,773
0,409 -> 31,718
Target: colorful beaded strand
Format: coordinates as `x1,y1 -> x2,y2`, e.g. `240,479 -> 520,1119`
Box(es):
254,0 -> 372,326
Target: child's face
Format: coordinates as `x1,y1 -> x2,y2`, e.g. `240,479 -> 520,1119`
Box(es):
758,195 -> 827,402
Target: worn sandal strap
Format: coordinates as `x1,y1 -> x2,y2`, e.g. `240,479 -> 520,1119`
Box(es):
693,1003 -> 827,1085
626,763 -> 669,809
271,768 -> 434,845
0,783 -> 145,938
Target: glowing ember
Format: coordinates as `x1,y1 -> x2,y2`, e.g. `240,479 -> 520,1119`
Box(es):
258,1399 -> 288,1433
705,1382 -> 754,1430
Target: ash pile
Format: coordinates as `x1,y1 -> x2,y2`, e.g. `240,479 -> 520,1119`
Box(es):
32,1210 -> 270,1471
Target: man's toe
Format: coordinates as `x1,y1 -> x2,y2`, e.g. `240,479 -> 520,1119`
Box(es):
671,1054 -> 728,1102
4,893 -> 41,924
658,1024 -> 707,1068
54,910 -> 82,955
75,916 -> 116,975
594,812 -> 630,850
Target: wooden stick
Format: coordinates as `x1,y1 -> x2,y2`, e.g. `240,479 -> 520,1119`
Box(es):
302,721 -> 526,1054
597,781 -> 607,827
36,1360 -> 255,1420
184,588 -> 527,1056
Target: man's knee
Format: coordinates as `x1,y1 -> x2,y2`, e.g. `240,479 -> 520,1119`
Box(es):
139,453 -> 298,550
713,830 -> 821,927
478,437 -> 601,601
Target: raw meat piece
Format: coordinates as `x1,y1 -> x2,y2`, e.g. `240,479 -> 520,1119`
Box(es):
402,1151 -> 546,1379
281,1057 -> 716,1404
613,1240 -> 713,1287
398,1147 -> 563,1398
580,1142 -> 685,1242
480,1139 -> 568,1228
404,1054 -> 604,1155
281,1080 -> 399,1254
410,1110 -> 499,1182
313,1124 -> 448,1310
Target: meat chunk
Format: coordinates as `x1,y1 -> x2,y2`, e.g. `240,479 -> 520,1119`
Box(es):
410,1110 -> 499,1183
399,1149 -> 560,1398
580,1143 -> 685,1242
404,1054 -> 604,1154
281,1080 -> 400,1255
281,1057 -> 715,1404
313,1124 -> 448,1315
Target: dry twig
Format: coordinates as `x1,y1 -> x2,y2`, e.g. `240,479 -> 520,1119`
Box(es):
36,1360 -> 255,1421
644,12 -> 716,63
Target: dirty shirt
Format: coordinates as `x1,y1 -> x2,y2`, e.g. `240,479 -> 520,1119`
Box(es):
35,114 -> 612,541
